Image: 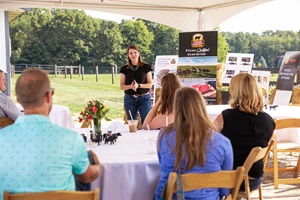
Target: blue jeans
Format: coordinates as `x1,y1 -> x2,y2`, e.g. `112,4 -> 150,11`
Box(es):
239,176 -> 263,191
124,93 -> 151,125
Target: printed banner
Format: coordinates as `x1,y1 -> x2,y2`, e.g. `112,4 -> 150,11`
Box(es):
153,55 -> 178,88
179,31 -> 218,57
153,55 -> 178,102
273,51 -> 300,105
276,51 -> 300,91
178,31 -> 218,104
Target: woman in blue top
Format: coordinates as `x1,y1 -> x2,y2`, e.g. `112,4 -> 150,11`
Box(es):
155,87 -> 234,200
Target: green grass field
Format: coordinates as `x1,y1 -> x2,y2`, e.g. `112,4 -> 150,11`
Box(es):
11,74 -> 124,124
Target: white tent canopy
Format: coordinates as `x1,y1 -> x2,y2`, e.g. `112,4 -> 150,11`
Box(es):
0,0 -> 272,31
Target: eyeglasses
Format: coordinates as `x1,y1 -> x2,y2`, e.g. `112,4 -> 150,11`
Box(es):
45,88 -> 55,96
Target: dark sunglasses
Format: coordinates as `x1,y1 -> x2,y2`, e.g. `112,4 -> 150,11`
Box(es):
45,88 -> 55,96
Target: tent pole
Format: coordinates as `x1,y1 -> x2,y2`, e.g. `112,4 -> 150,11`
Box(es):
197,9 -> 202,31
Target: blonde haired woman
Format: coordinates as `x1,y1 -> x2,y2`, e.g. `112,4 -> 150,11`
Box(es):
214,73 -> 275,192
155,87 -> 233,199
142,73 -> 182,130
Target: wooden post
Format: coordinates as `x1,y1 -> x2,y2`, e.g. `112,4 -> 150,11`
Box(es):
11,65 -> 14,77
112,66 -> 115,84
64,66 -> 67,78
82,66 -> 84,81
79,65 -> 81,76
96,66 -> 98,82
54,65 -> 57,77
70,66 -> 73,79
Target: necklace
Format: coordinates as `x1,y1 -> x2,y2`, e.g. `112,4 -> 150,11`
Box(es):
131,65 -> 139,71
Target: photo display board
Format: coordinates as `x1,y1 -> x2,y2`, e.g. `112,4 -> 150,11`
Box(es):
178,31 -> 218,104
252,70 -> 270,105
223,53 -> 254,84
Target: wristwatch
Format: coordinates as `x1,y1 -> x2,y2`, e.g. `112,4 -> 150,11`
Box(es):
138,84 -> 141,88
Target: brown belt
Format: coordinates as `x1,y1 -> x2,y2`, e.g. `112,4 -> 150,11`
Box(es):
132,92 -> 149,98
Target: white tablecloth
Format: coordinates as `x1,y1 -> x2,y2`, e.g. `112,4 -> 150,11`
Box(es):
49,104 -> 75,129
88,130 -> 160,200
206,105 -> 300,144
17,104 -> 75,129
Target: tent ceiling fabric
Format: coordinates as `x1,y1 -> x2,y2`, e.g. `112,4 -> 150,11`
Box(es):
7,9 -> 25,22
0,0 -> 272,31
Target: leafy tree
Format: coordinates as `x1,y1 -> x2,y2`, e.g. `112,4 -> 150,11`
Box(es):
39,9 -> 92,65
142,20 -> 179,64
10,9 -> 52,64
88,19 -> 123,69
217,32 -> 229,63
119,19 -> 154,64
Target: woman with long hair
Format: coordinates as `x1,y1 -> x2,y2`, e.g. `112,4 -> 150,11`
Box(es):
214,73 -> 275,191
155,87 -> 233,199
120,44 -> 153,125
142,73 -> 182,130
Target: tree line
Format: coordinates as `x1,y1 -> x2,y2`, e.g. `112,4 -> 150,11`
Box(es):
9,8 -> 300,72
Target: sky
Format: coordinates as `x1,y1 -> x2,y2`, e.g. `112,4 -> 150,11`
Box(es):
85,0 -> 300,34
219,0 -> 300,33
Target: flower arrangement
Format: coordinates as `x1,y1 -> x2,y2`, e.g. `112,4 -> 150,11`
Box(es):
79,99 -> 110,126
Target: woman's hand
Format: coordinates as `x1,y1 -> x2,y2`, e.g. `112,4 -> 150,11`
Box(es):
132,80 -> 139,91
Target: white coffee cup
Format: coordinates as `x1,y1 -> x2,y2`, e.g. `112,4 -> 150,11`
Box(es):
144,137 -> 157,154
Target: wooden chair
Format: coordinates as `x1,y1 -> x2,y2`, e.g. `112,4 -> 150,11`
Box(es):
81,119 -> 92,128
164,166 -> 245,200
3,187 -> 99,200
0,117 -> 14,127
238,139 -> 275,200
265,118 -> 300,189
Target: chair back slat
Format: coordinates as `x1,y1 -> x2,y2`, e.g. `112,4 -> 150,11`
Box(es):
274,118 -> 300,130
242,145 -> 270,174
165,167 -> 245,200
3,187 -> 99,200
183,170 -> 239,190
263,139 -> 275,169
0,117 -> 14,127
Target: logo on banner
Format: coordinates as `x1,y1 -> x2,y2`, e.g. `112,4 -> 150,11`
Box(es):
191,33 -> 205,48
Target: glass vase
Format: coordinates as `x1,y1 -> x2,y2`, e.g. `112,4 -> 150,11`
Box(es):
93,123 -> 102,145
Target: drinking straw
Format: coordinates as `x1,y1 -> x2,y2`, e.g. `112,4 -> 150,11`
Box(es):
147,124 -> 150,131
128,110 -> 133,120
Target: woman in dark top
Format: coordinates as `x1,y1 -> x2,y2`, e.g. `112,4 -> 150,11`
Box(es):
120,44 -> 153,125
214,73 -> 275,191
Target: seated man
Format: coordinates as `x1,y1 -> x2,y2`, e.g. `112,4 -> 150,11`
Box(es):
0,68 -> 101,199
0,70 -> 22,121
